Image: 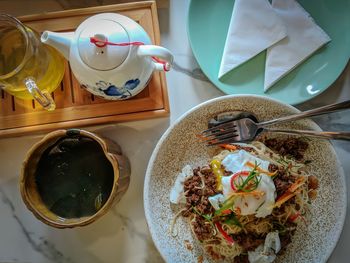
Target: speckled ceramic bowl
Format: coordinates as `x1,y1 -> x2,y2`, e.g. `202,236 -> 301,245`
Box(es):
144,95 -> 346,263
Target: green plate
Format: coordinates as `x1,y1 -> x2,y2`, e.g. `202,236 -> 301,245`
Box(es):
187,0 -> 350,105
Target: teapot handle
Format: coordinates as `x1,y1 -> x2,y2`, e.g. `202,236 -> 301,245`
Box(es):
137,45 -> 174,71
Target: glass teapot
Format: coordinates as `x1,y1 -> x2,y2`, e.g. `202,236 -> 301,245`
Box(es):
0,14 -> 65,111
41,13 -> 173,100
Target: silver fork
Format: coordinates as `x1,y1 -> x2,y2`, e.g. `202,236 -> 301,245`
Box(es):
200,100 -> 350,145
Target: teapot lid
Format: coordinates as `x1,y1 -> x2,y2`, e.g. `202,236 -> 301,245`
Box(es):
78,19 -> 130,71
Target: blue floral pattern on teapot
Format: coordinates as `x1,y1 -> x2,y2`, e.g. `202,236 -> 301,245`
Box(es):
84,79 -> 140,99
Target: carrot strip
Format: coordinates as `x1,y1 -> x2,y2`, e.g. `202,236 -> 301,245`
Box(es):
274,192 -> 297,208
271,175 -> 307,209
219,144 -> 238,151
230,190 -> 265,198
246,161 -> 277,177
273,189 -> 301,208
289,177 -> 307,192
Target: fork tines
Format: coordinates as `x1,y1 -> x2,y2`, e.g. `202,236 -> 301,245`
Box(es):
198,121 -> 238,146
201,120 -> 237,135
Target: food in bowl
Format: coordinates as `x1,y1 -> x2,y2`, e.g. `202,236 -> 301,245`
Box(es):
170,137 -> 318,262
144,95 -> 345,263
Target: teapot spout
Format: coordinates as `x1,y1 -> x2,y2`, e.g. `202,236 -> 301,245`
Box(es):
41,31 -> 73,60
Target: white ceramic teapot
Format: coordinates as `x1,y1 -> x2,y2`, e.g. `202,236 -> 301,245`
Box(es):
41,13 -> 173,100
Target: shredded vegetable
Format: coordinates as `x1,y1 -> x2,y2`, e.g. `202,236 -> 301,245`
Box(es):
170,139 -> 317,261
272,176 -> 307,208
230,171 -> 250,191
289,177 -> 307,192
232,164 -> 261,192
215,222 -> 235,245
246,161 -> 277,177
273,189 -> 301,208
210,159 -> 225,191
219,144 -> 238,151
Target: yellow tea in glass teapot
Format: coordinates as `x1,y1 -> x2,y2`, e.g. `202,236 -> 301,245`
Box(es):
0,14 -> 64,111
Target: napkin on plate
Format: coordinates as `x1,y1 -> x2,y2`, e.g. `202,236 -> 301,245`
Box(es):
218,0 -> 287,79
264,0 -> 331,92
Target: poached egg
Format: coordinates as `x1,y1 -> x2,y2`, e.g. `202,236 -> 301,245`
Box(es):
211,150 -> 276,217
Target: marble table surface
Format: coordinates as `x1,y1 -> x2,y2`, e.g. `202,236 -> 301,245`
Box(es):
0,0 -> 349,262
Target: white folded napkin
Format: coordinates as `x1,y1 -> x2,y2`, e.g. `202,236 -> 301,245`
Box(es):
264,0 -> 331,92
218,0 -> 287,79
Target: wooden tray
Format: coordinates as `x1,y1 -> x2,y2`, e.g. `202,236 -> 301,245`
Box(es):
0,1 -> 169,137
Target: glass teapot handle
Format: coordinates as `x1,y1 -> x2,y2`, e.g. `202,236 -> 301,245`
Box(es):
137,45 -> 174,71
24,78 -> 56,111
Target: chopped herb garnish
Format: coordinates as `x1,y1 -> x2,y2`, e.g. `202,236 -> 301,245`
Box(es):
192,207 -> 213,221
255,200 -> 266,212
277,156 -> 290,166
233,162 -> 261,192
215,195 -> 237,216
272,220 -> 287,235
224,213 -> 242,227
192,207 -> 216,229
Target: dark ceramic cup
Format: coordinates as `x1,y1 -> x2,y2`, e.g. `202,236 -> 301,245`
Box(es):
20,129 -> 130,228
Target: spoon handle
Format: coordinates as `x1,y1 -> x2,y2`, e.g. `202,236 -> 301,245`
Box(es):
258,100 -> 350,127
264,128 -> 350,140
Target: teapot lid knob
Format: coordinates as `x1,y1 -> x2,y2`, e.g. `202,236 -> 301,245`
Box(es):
78,19 -> 129,71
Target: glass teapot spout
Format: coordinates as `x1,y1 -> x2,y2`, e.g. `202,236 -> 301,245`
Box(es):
41,31 -> 73,60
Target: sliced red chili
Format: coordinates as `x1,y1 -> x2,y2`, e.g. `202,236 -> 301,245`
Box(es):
289,211 -> 307,225
289,212 -> 300,222
230,171 -> 249,191
221,209 -> 232,215
215,222 -> 235,245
